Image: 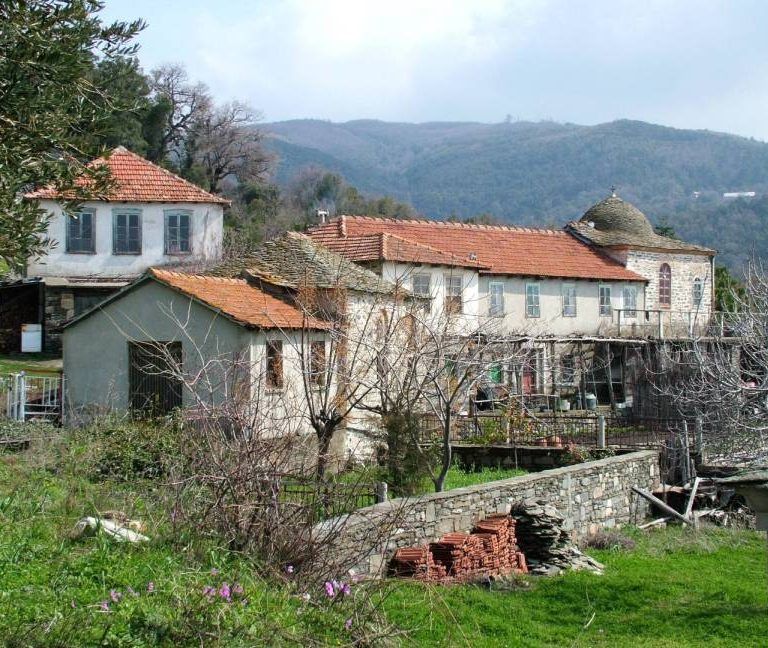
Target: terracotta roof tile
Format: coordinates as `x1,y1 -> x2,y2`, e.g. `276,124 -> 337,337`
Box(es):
149,268 -> 329,330
319,232 -> 490,269
308,216 -> 647,282
25,147 -> 229,205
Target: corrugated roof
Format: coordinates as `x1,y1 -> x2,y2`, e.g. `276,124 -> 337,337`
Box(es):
149,268 -> 329,330
210,232 -> 397,294
308,216 -> 647,282
25,147 -> 229,205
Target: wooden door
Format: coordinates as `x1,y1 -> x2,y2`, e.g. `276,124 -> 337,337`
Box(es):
129,341 -> 182,416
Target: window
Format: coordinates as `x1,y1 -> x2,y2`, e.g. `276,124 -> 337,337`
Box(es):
66,210 -> 95,253
622,285 -> 638,318
266,340 -> 283,389
113,209 -> 142,254
412,273 -> 432,312
525,283 -> 540,318
128,341 -> 182,415
560,355 -> 576,384
73,291 -> 109,316
599,285 -> 612,316
309,341 -> 326,386
562,283 -> 576,317
693,277 -> 703,308
659,263 -> 672,307
444,275 -> 463,315
164,210 -> 191,254
489,281 -> 505,316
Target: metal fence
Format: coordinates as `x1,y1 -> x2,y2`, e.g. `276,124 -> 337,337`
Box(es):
4,372 -> 62,422
419,411 -> 695,450
279,479 -> 385,522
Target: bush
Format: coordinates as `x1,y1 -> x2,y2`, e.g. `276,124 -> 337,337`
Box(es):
381,412 -> 434,496
78,416 -> 183,481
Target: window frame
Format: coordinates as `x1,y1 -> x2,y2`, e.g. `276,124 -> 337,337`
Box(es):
65,208 -> 96,254
265,340 -> 284,390
525,282 -> 540,318
488,281 -> 505,317
658,263 -> 672,308
112,208 -> 142,255
599,284 -> 612,317
412,273 -> 432,313
309,340 -> 326,386
692,277 -> 703,308
561,282 -> 577,317
444,274 -> 463,315
622,284 -> 638,318
164,209 -> 192,255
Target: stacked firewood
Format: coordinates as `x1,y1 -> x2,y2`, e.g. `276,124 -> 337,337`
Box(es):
389,514 -> 527,582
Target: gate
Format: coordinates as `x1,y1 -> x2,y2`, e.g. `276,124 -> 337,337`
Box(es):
4,372 -> 62,422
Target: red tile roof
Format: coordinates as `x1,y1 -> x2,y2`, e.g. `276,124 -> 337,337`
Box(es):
26,147 -> 229,205
308,216 -> 647,282
318,232 -> 490,269
149,268 -> 329,330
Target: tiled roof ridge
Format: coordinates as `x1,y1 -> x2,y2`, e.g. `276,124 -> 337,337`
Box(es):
103,147 -> 228,205
325,214 -> 565,235
149,268 -> 246,285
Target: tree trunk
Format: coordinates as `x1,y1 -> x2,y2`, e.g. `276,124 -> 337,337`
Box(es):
434,410 -> 453,492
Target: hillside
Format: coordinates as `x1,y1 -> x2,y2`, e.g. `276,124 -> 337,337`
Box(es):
263,119 -> 768,269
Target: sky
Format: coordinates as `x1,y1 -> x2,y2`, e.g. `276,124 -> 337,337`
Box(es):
101,0 -> 768,140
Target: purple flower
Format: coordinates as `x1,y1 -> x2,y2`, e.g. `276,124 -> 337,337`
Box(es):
210,568 -> 219,576
345,618 -> 353,630
285,564 -> 294,575
342,583 -> 352,596
202,585 -> 216,599
99,601 -> 109,612
110,590 -> 121,603
324,581 -> 335,598
147,582 -> 155,593
219,583 -> 231,602
232,583 -> 243,595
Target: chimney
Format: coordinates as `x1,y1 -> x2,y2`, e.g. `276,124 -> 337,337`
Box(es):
317,209 -> 329,224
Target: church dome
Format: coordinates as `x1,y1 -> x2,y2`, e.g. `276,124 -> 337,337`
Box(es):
580,192 -> 655,238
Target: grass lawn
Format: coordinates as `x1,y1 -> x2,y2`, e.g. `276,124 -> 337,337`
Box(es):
383,526 -> 768,647
0,353 -> 62,374
439,465 -> 527,491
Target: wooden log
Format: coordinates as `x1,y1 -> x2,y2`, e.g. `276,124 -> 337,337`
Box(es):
632,486 -> 693,526
638,517 -> 671,530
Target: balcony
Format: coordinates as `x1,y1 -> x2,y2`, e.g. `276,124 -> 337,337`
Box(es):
614,309 -> 741,340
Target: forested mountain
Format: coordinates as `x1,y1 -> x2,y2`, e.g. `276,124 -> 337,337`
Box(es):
263,119 -> 768,269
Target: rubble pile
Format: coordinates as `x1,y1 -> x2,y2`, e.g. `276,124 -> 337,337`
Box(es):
390,514 -> 527,582
511,499 -> 604,575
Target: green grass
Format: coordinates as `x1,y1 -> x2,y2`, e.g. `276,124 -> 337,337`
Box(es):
0,353 -> 61,374
383,526 -> 768,647
0,442 -> 369,646
440,465 -> 527,491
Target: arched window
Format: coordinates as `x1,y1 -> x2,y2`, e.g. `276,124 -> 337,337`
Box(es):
658,264 -> 672,307
692,277 -> 703,307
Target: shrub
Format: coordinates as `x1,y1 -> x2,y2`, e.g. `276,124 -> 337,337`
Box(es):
381,411 -> 435,496
583,529 -> 636,551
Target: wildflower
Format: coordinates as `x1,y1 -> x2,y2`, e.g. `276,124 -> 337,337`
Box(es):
285,564 -> 294,575
70,600 -> 76,609
202,585 -> 216,599
99,601 -> 109,612
232,583 -> 244,595
147,582 -> 155,594
210,568 -> 220,576
301,592 -> 311,602
127,586 -> 137,597
110,590 -> 121,603
219,583 -> 232,602
345,618 -> 353,630
324,581 -> 335,598
342,583 -> 352,596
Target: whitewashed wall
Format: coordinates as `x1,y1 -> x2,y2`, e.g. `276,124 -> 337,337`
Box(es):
28,199 -> 223,278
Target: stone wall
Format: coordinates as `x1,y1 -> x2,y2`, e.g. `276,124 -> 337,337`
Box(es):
324,450 -> 658,578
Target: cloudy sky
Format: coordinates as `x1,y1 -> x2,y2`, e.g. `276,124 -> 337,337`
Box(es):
102,0 -> 768,140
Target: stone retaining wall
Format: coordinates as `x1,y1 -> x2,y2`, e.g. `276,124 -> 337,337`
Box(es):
324,450 -> 659,578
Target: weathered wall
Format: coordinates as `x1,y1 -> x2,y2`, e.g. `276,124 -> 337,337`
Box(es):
325,450 -> 659,578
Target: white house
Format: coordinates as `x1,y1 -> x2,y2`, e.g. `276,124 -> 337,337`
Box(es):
21,146 -> 227,351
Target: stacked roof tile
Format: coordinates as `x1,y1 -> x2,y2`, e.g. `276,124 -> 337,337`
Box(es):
149,268 -> 329,330
25,147 -> 229,205
308,216 -> 647,282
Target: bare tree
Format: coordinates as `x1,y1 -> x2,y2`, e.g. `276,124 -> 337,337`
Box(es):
189,101 -> 272,193
652,259 -> 768,466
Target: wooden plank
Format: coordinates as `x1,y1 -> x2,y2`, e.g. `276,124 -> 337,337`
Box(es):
632,486 -> 693,526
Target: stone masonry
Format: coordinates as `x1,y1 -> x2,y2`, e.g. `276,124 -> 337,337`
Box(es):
323,450 -> 658,578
